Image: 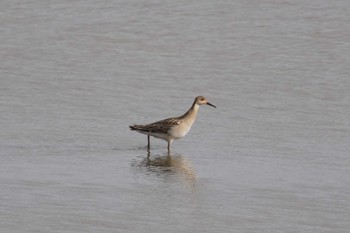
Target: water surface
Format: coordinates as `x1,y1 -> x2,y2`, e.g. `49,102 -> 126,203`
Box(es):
1,0 -> 350,232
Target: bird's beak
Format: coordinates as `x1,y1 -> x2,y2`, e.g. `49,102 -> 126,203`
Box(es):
207,102 -> 216,108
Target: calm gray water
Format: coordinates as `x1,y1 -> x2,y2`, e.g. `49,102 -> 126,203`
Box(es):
1,0 -> 350,232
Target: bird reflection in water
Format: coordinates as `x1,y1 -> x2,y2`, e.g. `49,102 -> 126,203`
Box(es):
132,151 -> 196,188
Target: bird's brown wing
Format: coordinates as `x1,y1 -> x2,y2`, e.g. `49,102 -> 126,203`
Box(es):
130,117 -> 181,134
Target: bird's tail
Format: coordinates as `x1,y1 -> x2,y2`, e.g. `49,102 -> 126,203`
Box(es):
129,125 -> 142,131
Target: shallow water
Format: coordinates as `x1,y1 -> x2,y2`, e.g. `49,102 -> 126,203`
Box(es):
1,0 -> 350,232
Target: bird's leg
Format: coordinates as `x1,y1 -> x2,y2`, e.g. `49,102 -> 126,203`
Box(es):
167,139 -> 173,154
147,135 -> 150,150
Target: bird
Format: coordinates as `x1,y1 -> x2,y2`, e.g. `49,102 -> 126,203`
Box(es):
129,96 -> 216,152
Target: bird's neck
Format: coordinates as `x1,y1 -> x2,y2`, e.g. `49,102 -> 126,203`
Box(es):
181,102 -> 199,120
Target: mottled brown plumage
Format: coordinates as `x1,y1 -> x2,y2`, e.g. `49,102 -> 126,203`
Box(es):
130,118 -> 180,134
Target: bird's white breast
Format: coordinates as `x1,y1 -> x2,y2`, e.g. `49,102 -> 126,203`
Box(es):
169,117 -> 195,139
